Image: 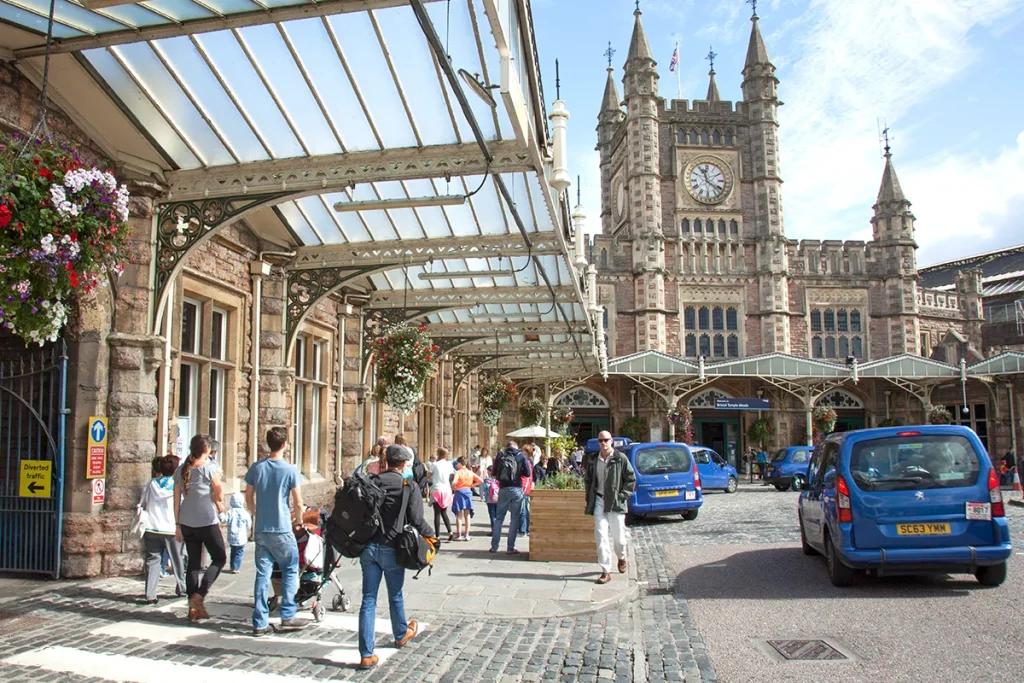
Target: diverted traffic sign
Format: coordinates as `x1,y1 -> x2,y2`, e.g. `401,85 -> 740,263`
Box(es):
87,416 -> 108,479
19,460 -> 52,498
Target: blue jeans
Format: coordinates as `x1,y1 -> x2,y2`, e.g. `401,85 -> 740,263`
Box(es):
253,532 -> 298,629
518,495 -> 531,535
490,486 -> 524,552
230,544 -> 245,572
486,503 -> 497,530
359,543 -> 408,658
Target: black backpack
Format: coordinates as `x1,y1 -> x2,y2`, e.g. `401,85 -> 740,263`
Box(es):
392,482 -> 437,578
326,471 -> 387,558
494,449 -> 519,486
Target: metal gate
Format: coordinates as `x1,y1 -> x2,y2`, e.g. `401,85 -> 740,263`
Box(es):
0,340 -> 68,578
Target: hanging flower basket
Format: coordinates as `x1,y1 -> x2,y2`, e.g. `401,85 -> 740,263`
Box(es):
619,416 -> 648,444
668,407 -> 694,445
0,133 -> 131,345
550,406 -> 574,432
480,375 -> 517,427
927,405 -> 953,425
371,323 -> 438,414
747,417 -> 775,448
813,406 -> 838,434
518,396 -> 545,427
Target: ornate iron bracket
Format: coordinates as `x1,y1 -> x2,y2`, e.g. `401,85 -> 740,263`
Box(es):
154,192 -> 292,326
454,354 -> 508,390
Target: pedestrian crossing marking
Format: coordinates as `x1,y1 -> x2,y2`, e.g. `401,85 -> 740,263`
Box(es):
154,600 -> 423,635
3,646 -> 336,683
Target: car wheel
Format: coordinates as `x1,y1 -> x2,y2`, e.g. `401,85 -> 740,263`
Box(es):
799,515 -> 816,556
681,509 -> 699,521
725,477 -> 738,494
824,532 -> 855,587
792,474 -> 806,491
975,562 -> 1007,587
774,484 -> 790,492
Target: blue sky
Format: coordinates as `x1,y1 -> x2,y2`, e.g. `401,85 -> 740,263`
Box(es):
532,0 -> 1024,266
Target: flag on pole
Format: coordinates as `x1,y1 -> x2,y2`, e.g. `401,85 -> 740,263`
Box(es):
669,43 -> 679,73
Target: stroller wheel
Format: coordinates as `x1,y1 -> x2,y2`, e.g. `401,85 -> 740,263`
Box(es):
268,596 -> 279,613
332,593 -> 352,612
312,601 -> 326,623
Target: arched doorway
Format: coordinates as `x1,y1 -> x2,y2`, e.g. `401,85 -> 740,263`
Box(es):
686,387 -> 740,468
554,387 -> 611,445
815,389 -> 866,432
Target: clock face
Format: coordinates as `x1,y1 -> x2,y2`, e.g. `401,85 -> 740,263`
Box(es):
615,182 -> 626,217
689,163 -> 726,201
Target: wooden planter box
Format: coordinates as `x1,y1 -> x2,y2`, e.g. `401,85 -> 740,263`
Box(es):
529,489 -> 596,563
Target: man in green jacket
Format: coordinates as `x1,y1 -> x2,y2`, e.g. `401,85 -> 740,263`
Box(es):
584,431 -> 637,584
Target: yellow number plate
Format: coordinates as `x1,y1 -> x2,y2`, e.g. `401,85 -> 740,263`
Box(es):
896,523 -> 951,536
654,490 -> 678,498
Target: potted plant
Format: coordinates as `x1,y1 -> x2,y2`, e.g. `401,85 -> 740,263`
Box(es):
747,418 -> 774,449
530,471 -> 595,562
813,406 -> 838,434
619,416 -> 647,444
371,323 -> 437,414
927,405 -> 953,425
668,406 -> 694,444
0,132 -> 132,344
518,395 -> 545,427
550,406 -> 574,433
480,375 -> 517,427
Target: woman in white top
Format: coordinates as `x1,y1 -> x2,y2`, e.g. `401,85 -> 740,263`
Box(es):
428,447 -> 456,541
139,455 -> 186,604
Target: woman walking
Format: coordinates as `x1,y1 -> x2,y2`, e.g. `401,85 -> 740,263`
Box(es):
174,434 -> 227,621
451,458 -> 482,541
428,447 -> 455,541
139,455 -> 185,604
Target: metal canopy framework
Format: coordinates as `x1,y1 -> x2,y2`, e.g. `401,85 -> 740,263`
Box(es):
0,0 -> 600,377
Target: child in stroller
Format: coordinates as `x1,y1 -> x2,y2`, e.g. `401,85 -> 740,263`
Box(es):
267,508 -> 351,622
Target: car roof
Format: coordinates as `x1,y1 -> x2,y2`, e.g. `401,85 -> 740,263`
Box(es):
827,424 -> 979,448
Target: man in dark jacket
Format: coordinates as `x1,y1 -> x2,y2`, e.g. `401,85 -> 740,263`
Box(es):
489,440 -> 532,555
584,431 -> 636,584
357,445 -> 435,670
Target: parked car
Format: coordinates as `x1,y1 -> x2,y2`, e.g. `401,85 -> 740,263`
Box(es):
584,436 -> 633,456
691,446 -> 739,493
764,446 -> 814,491
798,425 -> 1012,587
625,442 -> 703,522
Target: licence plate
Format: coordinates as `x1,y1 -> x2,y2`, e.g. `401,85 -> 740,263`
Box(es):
685,490 -> 696,501
896,522 -> 951,536
966,502 -> 991,521
654,490 -> 678,498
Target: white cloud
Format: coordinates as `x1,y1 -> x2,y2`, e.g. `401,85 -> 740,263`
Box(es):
778,0 -> 1024,259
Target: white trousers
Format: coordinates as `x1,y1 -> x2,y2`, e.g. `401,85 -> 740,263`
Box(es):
593,496 -> 628,573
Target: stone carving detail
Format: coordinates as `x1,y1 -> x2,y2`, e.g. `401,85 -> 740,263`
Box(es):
554,387 -> 609,408
677,286 -> 744,303
687,388 -> 733,408
815,389 -> 863,409
805,288 -> 869,306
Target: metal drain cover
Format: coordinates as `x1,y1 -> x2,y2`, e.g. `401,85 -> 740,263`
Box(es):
754,637 -> 860,663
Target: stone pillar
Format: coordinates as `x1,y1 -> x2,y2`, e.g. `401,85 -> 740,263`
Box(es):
340,322 -> 364,478
256,268 -> 292,459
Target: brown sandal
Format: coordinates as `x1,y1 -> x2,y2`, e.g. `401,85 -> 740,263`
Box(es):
595,572 -> 611,585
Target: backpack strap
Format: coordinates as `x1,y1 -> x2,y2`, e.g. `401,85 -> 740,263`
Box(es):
391,480 -> 413,540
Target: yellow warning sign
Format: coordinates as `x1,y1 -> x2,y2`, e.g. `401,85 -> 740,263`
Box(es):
19,460 -> 52,498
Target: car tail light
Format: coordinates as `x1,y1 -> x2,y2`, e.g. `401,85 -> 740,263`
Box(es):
693,461 -> 701,490
896,431 -> 921,437
989,468 -> 1004,517
836,475 -> 852,523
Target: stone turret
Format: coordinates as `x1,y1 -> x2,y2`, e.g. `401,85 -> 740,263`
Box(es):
596,66 -> 623,237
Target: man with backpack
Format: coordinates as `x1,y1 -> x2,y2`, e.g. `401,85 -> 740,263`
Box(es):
357,444 -> 436,670
488,440 -> 532,555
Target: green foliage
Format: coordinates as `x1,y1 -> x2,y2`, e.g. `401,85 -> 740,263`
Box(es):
518,396 -> 545,426
927,405 -> 953,425
480,375 -> 518,427
747,418 -> 774,448
547,432 -> 577,460
619,416 -> 648,444
880,417 -> 904,428
371,323 -> 437,414
537,471 -> 585,490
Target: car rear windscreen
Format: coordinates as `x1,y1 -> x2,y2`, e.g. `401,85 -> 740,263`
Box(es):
849,435 -> 981,491
635,447 -> 692,475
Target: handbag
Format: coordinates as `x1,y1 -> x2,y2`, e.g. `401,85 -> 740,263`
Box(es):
130,505 -> 148,540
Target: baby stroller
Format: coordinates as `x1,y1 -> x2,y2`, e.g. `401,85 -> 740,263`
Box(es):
267,508 -> 352,622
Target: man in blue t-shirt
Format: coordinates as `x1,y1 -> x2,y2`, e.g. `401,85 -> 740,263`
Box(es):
245,426 -> 305,636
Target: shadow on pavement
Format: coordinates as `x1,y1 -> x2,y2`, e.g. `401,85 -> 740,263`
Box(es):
674,546 -> 986,600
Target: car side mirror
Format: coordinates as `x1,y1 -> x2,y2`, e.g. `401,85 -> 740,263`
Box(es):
822,470 -> 836,489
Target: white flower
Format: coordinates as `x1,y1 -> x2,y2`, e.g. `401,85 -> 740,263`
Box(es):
40,234 -> 56,255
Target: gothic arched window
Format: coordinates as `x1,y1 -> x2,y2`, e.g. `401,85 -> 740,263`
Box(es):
850,310 -> 862,332
713,130 -> 722,145
812,336 -> 823,358
852,336 -> 864,358
838,336 -> 850,359
682,218 -> 690,233
691,129 -> 700,145
677,129 -> 687,144
837,309 -> 848,332
727,334 -> 739,357
698,307 -> 710,330
711,334 -> 724,357
701,128 -> 710,145
685,334 -> 697,357
825,337 -> 837,358
824,309 -> 836,332
684,307 -> 696,329
729,219 -> 739,235
699,334 -> 711,357
725,129 -> 734,145
718,219 -> 727,234
726,307 -> 738,330
600,248 -> 608,268
712,307 -> 724,330
810,310 -> 822,332
694,218 -> 703,233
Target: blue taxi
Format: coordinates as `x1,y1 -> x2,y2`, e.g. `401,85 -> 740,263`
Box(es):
798,426 -> 1012,587
764,445 -> 814,491
625,442 -> 703,521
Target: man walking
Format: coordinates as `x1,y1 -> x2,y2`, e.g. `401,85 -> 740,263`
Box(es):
245,426 -> 305,636
358,445 -> 435,670
584,430 -> 636,584
489,440 -> 532,555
